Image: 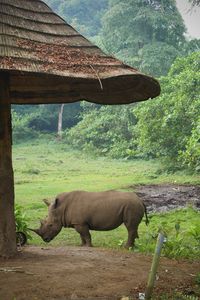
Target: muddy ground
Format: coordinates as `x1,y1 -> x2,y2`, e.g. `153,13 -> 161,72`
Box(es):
0,184 -> 199,300
135,184 -> 200,212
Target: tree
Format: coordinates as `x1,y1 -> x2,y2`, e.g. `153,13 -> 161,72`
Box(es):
99,0 -> 187,76
57,104 -> 65,139
134,51 -> 200,170
44,0 -> 108,37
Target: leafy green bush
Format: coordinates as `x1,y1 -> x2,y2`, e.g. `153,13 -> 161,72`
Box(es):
15,204 -> 31,241
65,105 -> 138,159
12,111 -> 38,143
179,120 -> 200,171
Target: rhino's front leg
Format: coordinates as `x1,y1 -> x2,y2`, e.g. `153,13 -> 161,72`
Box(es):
74,225 -> 92,247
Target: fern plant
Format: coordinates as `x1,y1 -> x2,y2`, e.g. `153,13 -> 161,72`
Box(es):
15,204 -> 31,240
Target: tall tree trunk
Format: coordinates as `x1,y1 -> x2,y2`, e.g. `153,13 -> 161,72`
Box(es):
57,104 -> 65,140
0,72 -> 16,257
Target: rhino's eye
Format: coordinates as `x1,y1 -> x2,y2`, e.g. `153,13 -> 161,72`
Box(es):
49,224 -> 53,227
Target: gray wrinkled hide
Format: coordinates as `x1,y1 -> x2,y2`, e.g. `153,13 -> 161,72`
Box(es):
36,190 -> 146,248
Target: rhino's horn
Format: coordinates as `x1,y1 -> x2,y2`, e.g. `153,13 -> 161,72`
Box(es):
28,228 -> 41,236
43,199 -> 50,207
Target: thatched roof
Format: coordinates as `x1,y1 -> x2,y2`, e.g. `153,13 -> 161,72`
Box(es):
0,0 -> 160,104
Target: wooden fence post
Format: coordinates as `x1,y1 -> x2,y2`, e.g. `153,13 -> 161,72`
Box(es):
145,232 -> 165,300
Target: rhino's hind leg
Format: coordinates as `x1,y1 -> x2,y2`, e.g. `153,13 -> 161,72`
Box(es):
124,228 -> 138,249
124,220 -> 139,248
74,225 -> 92,247
80,235 -> 87,247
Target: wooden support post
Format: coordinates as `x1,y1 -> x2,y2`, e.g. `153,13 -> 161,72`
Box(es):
145,232 -> 165,300
0,72 -> 16,257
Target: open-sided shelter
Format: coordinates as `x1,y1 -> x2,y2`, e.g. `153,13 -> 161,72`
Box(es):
0,0 -> 160,257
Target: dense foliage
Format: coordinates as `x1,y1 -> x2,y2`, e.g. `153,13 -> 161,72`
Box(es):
44,0 -> 108,37
65,104 -> 138,158
135,52 -> 200,170
12,103 -> 81,142
99,0 -> 187,76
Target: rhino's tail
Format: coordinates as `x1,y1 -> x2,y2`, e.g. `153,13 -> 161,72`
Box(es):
143,202 -> 149,225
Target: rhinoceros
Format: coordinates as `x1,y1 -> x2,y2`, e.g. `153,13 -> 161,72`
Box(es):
30,190 -> 148,248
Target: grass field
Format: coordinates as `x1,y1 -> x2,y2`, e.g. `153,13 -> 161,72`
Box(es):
13,139 -> 200,259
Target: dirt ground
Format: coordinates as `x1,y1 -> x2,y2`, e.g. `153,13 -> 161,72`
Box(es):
135,184 -> 200,212
0,184 -> 199,300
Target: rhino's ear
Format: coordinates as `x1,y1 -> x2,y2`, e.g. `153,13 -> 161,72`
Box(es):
52,198 -> 59,209
43,199 -> 50,207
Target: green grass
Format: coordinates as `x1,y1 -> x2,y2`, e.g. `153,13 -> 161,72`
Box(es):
135,206 -> 200,259
13,139 -> 200,258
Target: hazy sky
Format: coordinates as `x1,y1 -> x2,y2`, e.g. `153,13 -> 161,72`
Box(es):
176,0 -> 200,38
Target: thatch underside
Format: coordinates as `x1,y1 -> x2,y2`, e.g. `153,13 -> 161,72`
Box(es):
9,72 -> 156,104
0,0 -> 160,104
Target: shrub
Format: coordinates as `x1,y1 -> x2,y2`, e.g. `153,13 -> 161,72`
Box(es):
15,204 -> 31,241
65,105 -> 138,158
12,111 -> 38,143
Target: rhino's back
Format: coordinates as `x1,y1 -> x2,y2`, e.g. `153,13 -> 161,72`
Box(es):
66,190 -> 141,210
63,191 -> 144,230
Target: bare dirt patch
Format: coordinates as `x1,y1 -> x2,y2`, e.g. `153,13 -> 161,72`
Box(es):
0,184 -> 199,300
0,246 -> 199,300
